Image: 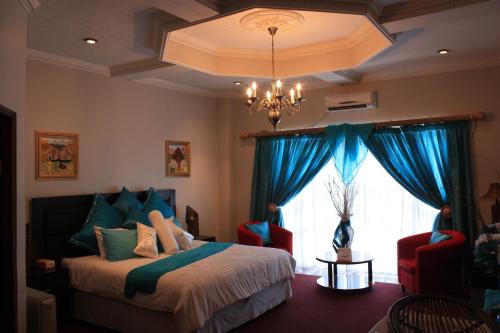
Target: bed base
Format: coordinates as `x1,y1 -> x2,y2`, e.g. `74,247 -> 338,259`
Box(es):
72,279 -> 292,333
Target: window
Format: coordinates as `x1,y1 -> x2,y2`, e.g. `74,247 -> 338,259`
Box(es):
281,152 -> 438,282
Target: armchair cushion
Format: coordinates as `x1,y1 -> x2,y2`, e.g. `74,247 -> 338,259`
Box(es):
429,230 -> 452,244
237,221 -> 293,255
244,221 -> 272,245
398,258 -> 416,274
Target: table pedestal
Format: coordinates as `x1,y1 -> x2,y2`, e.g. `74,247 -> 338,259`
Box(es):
317,260 -> 374,292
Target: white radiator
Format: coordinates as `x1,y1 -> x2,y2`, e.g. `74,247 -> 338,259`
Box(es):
27,287 -> 57,333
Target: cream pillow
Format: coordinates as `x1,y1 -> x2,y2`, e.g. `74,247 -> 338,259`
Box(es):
165,217 -> 194,250
94,226 -> 127,258
149,210 -> 179,255
133,222 -> 158,258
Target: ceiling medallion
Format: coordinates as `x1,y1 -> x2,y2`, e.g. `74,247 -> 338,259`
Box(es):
240,9 -> 305,32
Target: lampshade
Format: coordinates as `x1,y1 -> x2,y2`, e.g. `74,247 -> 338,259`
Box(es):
480,183 -> 500,201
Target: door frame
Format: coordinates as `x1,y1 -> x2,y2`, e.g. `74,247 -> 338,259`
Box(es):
0,104 -> 17,333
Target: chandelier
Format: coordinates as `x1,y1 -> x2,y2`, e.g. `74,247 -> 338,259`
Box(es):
245,26 -> 305,130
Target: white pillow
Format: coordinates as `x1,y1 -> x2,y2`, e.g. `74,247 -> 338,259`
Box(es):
165,217 -> 194,250
94,226 -> 126,258
149,210 -> 179,255
133,222 -> 158,258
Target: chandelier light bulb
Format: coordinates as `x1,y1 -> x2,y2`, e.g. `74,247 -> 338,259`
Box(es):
246,87 -> 252,98
290,88 -> 295,103
266,90 -> 272,100
296,83 -> 302,98
276,80 -> 282,88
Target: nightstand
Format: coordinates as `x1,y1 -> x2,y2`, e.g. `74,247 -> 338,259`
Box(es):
27,266 -> 70,326
195,235 -> 216,242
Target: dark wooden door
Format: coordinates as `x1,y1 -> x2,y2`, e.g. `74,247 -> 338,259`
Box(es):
0,104 -> 17,333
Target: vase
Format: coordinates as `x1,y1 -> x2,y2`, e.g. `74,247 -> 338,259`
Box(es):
332,218 -> 354,250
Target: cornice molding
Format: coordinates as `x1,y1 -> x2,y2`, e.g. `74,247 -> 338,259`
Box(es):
380,0 -> 492,23
26,49 -> 110,76
362,57 -> 500,83
135,78 -> 219,98
110,58 -> 173,77
19,0 -> 40,13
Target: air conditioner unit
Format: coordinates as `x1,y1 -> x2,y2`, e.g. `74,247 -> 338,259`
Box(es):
325,91 -> 377,112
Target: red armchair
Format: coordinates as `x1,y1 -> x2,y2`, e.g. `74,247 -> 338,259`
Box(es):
397,230 -> 466,295
237,221 -> 293,255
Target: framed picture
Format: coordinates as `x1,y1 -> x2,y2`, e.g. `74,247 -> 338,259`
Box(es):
36,131 -> 79,180
165,140 -> 191,177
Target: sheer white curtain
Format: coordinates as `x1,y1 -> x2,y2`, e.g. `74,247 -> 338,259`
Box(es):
281,152 -> 438,282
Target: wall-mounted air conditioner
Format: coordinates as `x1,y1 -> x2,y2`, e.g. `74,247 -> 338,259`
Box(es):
325,91 -> 377,112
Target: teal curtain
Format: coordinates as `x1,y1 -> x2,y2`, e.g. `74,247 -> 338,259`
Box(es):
250,135 -> 331,227
366,121 -> 475,243
326,123 -> 374,184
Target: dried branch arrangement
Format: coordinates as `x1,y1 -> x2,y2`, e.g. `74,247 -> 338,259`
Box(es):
325,175 -> 358,220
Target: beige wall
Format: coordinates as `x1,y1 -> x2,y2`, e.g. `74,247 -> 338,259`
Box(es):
0,0 -> 27,331
224,66 -> 500,240
26,59 -> 500,246
26,60 -> 230,240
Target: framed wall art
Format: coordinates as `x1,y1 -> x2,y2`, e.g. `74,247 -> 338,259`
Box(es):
165,140 -> 191,177
36,131 -> 79,180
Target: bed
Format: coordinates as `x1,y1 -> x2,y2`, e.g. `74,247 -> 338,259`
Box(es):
30,189 -> 295,333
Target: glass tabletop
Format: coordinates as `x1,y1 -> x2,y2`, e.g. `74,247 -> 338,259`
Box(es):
316,250 -> 374,264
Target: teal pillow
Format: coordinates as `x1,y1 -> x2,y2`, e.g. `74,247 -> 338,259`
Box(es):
245,221 -> 272,245
101,228 -> 138,261
429,231 -> 452,244
143,188 -> 175,218
69,195 -> 124,254
112,187 -> 144,216
122,207 -> 150,229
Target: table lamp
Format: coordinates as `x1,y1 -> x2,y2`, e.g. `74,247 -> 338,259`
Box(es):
480,182 -> 500,224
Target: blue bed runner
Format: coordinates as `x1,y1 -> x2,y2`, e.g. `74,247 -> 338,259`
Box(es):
124,242 -> 233,298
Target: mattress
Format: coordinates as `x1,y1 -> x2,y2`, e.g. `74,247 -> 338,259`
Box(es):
62,241 -> 296,333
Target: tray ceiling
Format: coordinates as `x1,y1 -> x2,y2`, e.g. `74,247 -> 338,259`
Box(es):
162,8 -> 393,78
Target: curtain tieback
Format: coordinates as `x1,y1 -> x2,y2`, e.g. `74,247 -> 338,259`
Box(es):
440,205 -> 452,218
267,203 -> 279,213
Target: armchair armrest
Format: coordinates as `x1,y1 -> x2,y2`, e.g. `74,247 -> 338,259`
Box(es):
269,224 -> 293,255
237,225 -> 263,247
415,240 -> 465,293
398,232 -> 431,259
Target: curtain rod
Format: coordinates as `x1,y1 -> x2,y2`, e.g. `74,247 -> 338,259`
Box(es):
240,112 -> 486,139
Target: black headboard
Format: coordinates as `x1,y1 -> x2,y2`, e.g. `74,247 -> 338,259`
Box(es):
30,189 -> 176,267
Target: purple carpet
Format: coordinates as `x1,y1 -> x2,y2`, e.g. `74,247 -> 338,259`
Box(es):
62,274 -> 404,333
232,274 -> 402,333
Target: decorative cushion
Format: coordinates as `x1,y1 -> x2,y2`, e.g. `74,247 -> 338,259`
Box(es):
166,217 -> 194,250
122,207 -> 151,229
398,258 -> 416,274
69,195 -> 124,254
149,210 -> 179,255
101,228 -> 138,261
143,188 -> 175,218
245,221 -> 272,245
429,231 -> 452,244
94,226 -> 126,258
133,223 -> 158,258
112,187 -> 144,216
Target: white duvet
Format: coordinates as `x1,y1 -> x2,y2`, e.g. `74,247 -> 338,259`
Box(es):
62,241 -> 296,333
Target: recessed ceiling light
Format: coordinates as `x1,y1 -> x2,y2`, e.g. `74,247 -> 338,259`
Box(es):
233,81 -> 242,86
437,49 -> 449,55
84,38 -> 98,45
